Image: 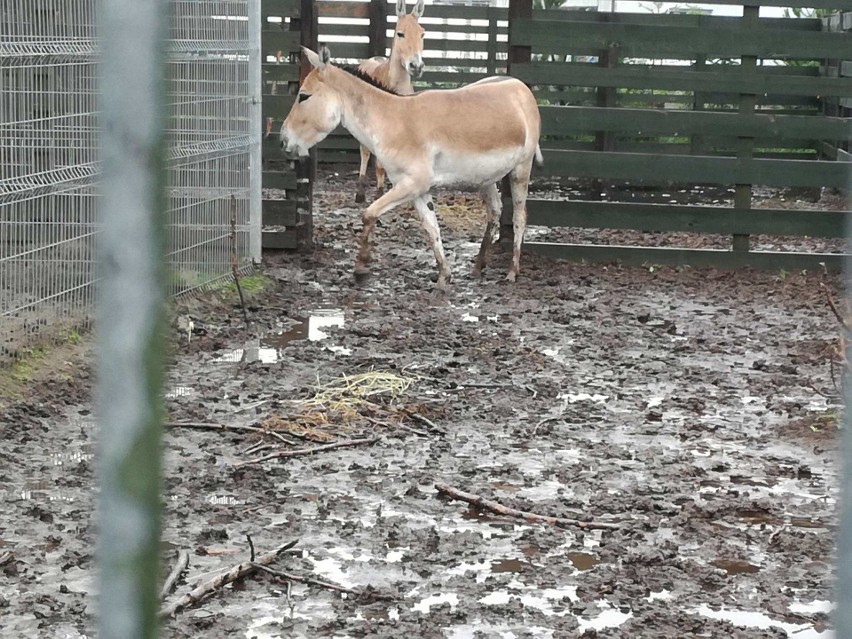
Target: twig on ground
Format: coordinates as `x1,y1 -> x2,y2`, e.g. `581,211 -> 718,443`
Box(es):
804,379 -> 839,401
229,194 -> 248,326
365,416 -> 429,437
160,539 -> 299,618
234,437 -> 381,467
160,550 -> 190,601
532,414 -> 564,436
404,411 -> 446,435
240,442 -> 276,457
768,524 -> 787,545
252,564 -> 395,601
246,534 -> 256,562
435,483 -> 622,531
0,550 -> 14,566
821,282 -> 849,330
165,421 -> 298,446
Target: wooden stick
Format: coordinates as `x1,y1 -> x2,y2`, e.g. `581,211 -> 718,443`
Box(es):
252,564 -> 396,601
435,483 -> 621,531
160,539 -> 299,618
365,416 -> 429,437
160,550 -> 190,601
165,422 -> 298,446
229,194 -> 248,326
404,411 -> 446,435
235,437 -> 381,467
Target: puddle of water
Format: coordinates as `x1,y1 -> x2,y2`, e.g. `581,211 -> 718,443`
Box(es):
491,558 -> 525,574
479,585 -> 578,617
205,494 -> 243,506
412,592 -> 459,614
216,309 -> 350,363
694,603 -> 831,638
711,559 -> 760,575
577,604 -> 633,632
567,552 -> 601,571
790,599 -> 833,615
49,444 -> 96,466
165,385 -> 193,399
445,622 -> 554,639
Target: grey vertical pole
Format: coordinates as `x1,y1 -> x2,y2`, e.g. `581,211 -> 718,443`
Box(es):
249,0 -> 263,262
97,0 -> 168,637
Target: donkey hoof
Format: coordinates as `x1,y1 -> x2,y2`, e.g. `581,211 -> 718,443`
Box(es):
355,192 -> 366,204
505,270 -> 517,283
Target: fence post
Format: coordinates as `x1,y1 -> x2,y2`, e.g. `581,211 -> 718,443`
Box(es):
733,3 -> 759,254
296,0 -> 318,247
369,0 -> 389,59
249,0 -> 263,262
501,0 -> 533,244
97,0 -> 167,636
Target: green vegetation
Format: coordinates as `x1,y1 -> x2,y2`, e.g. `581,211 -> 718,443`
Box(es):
225,273 -> 271,297
9,347 -> 47,383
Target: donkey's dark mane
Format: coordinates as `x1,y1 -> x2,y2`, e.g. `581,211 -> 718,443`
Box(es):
338,65 -> 413,97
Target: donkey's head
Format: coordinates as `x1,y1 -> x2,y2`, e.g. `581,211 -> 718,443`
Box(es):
279,46 -> 340,159
392,0 -> 425,79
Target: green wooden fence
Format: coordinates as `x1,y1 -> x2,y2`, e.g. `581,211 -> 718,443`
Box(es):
265,0 -> 851,268
508,0 -> 852,270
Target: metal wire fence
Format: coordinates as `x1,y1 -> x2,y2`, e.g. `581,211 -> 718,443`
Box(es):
0,0 -> 261,362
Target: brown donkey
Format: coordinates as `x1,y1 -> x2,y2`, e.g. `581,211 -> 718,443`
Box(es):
355,0 -> 426,204
280,46 -> 542,288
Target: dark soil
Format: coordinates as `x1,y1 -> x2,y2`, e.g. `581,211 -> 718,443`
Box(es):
0,167 -> 843,638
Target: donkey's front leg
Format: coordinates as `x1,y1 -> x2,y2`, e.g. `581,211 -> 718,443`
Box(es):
354,181 -> 421,280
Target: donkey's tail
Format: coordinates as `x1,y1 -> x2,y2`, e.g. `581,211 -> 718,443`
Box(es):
534,145 -> 544,168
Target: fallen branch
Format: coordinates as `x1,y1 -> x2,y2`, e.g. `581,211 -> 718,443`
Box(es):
165,421 -> 298,446
366,416 -> 429,437
160,550 -> 190,601
235,437 -> 381,467
768,524 -> 787,545
532,414 -> 564,436
160,539 -> 299,618
403,411 -> 446,435
435,483 -> 621,531
252,564 -> 396,601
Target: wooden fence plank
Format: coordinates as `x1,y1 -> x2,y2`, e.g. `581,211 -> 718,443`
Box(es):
512,19 -> 852,59
513,62 -> 852,98
540,105 -> 851,141
262,230 -> 299,249
263,199 -> 300,227
262,0 -> 301,18
540,149 -> 851,188
526,199 -> 850,237
525,242 -> 846,271
262,171 -> 298,190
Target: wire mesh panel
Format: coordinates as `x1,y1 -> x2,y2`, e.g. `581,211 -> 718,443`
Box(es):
0,0 -> 100,360
167,0 -> 261,295
0,0 -> 261,362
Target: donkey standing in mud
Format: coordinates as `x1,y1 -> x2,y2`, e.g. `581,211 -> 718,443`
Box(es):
280,46 -> 542,288
355,0 -> 426,204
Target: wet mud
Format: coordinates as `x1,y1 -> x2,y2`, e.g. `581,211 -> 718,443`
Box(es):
0,168 -> 843,638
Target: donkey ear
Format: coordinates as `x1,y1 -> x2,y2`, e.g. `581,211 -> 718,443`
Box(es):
319,45 -> 332,65
396,0 -> 406,17
412,0 -> 425,18
302,46 -> 325,69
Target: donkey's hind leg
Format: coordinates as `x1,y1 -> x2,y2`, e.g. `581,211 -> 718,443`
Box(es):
375,159 -> 387,198
473,182 -> 501,277
506,161 -> 533,282
356,145 -> 371,204
413,195 -> 451,289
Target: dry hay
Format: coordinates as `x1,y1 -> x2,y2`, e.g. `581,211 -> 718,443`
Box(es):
259,370 -> 417,441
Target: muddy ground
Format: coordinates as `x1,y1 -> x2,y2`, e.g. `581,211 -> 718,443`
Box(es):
0,169 -> 845,638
